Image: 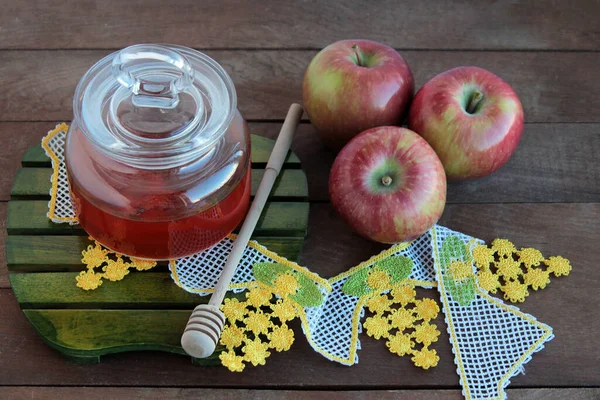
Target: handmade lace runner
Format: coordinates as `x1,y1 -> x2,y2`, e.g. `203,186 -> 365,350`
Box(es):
43,124 -> 572,400
431,227 -> 554,399
42,123 -> 77,224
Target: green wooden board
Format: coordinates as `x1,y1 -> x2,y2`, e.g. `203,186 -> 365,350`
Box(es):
7,200 -> 309,236
6,133 -> 310,365
24,309 -> 223,364
10,272 -> 248,309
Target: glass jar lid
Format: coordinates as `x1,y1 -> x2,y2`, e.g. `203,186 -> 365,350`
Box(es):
73,44 -> 237,169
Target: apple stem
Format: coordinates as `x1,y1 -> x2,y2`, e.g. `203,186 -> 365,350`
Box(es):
381,175 -> 393,186
466,90 -> 484,114
352,43 -> 364,67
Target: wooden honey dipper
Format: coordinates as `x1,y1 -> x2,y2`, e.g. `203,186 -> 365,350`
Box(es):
181,103 -> 304,358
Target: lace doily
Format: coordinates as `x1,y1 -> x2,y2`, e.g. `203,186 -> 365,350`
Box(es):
431,226 -> 554,400
41,123 -> 77,224
41,124 -> 572,400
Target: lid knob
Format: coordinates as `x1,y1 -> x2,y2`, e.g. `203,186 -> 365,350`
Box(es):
111,44 -> 195,109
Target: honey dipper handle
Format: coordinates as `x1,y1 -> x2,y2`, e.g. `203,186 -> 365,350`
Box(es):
210,102 -> 303,306
181,103 -> 303,359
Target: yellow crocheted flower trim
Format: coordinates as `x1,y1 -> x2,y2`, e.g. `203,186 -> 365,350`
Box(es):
76,239 -> 157,290
363,282 -> 441,369
473,239 -> 572,303
448,261 -> 474,282
335,249 -> 440,368
219,282 -> 300,372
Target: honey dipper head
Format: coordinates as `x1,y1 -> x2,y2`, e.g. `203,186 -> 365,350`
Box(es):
181,304 -> 225,358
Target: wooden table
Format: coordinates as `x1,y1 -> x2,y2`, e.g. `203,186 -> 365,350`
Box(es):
0,1 -> 598,399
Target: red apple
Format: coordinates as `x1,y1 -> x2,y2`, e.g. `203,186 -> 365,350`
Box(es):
408,66 -> 524,180
303,39 -> 414,150
329,126 -> 446,243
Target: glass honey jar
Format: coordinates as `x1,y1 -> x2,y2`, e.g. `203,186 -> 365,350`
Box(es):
66,44 -> 251,260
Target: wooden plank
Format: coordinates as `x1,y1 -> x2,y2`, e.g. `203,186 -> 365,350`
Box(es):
6,200 -> 79,235
0,287 -> 455,387
0,205 -> 598,387
0,0 -> 598,50
0,203 -> 7,288
10,168 -> 308,200
2,202 -> 597,284
0,387 -> 598,400
5,235 -> 305,269
2,203 -> 595,388
0,241 -> 599,391
9,272 -> 246,309
0,122 -> 51,202
0,122 -> 303,202
249,135 -> 300,165
260,123 -> 600,204
1,51 -> 599,123
2,122 -> 599,204
300,203 -> 598,284
21,135 -> 301,166
6,201 -> 309,237
22,308 -> 221,364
